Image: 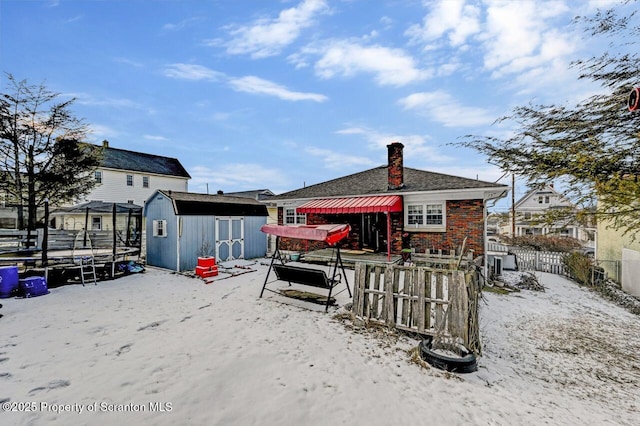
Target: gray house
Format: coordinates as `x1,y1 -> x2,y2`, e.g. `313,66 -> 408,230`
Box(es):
144,190 -> 269,271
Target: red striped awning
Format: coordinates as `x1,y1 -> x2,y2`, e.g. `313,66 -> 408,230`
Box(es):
296,195 -> 402,214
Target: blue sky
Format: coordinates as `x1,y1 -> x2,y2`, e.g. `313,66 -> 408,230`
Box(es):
0,0 -> 625,209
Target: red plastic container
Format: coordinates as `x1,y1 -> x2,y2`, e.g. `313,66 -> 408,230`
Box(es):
197,257 -> 216,268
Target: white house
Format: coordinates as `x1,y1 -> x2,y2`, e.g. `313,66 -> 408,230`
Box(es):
51,141 -> 190,232
505,185 -> 593,244
79,140 -> 191,206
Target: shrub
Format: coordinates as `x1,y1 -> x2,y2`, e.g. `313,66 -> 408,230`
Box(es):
561,252 -> 604,286
502,235 -> 582,252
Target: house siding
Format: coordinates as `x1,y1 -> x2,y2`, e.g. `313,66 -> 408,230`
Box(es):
82,168 -> 188,206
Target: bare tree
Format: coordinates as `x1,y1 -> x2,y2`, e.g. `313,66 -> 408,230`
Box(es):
0,73 -> 102,230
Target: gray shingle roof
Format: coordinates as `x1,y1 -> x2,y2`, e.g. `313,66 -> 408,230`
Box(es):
157,190 -> 268,216
271,166 -> 507,200
99,145 -> 191,178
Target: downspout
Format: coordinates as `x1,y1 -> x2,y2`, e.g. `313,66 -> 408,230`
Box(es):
484,190 -> 509,281
386,210 -> 391,262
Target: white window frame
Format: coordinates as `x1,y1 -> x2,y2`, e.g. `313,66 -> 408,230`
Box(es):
153,219 -> 167,237
94,170 -> 102,184
143,176 -> 149,188
126,174 -> 134,187
91,216 -> 102,230
404,201 -> 446,231
284,208 -> 306,225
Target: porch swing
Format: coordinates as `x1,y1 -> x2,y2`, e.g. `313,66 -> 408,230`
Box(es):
259,224 -> 352,312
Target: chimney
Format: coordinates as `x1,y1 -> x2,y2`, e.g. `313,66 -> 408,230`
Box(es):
102,140 -> 109,148
387,142 -> 404,190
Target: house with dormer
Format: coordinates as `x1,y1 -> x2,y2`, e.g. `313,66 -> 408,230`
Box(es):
269,142 -> 509,258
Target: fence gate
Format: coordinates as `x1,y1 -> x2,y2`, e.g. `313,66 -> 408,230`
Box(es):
215,217 -> 244,261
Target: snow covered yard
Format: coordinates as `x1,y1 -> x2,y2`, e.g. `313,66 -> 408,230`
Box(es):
1,262 -> 638,425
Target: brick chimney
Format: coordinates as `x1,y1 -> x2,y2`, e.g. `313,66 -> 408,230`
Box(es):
387,142 -> 404,190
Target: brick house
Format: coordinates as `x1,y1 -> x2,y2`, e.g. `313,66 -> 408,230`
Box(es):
270,142 -> 509,258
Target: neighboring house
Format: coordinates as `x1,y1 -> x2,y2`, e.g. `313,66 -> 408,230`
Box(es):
597,207 -> 640,296
144,190 -> 269,271
269,142 -> 509,257
505,185 -> 594,244
77,140 -> 191,207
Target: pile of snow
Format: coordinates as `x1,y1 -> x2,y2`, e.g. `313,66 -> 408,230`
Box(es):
1,261 -> 638,425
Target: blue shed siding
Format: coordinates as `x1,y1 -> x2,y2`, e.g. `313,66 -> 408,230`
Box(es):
144,191 -> 268,272
178,215 -> 217,272
145,194 -> 179,270
243,216 -> 268,259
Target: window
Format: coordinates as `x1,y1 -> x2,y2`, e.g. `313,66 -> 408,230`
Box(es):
405,202 -> 444,229
153,220 -> 167,237
143,176 -> 149,188
285,208 -> 306,225
425,204 -> 443,225
91,216 -> 102,230
126,175 -> 133,186
407,205 -> 423,225
95,171 -> 102,184
524,212 -> 532,220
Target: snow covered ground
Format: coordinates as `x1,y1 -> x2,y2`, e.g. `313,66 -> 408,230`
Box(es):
1,260 -> 638,425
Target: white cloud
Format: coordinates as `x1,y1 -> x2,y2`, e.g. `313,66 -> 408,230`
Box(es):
406,0 -> 481,47
399,91 -> 495,127
143,135 -> 168,141
310,40 -> 430,86
305,147 -> 375,169
189,164 -> 289,193
229,76 -> 327,102
334,126 -> 453,163
480,0 -> 573,76
224,0 -> 329,58
163,64 -> 224,81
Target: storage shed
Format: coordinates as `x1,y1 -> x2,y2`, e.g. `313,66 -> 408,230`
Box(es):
144,190 -> 269,271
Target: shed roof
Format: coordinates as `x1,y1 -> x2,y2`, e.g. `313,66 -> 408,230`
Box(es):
270,165 -> 507,200
98,145 -> 191,178
156,190 -> 268,216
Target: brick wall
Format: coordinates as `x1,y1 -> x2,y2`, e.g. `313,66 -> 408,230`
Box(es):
406,199 -> 485,255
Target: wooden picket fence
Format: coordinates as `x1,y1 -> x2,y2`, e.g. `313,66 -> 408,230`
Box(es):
510,249 -> 568,276
352,263 -> 481,352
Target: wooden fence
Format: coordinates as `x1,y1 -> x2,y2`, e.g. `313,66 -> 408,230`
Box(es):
352,263 -> 481,352
510,249 -> 568,276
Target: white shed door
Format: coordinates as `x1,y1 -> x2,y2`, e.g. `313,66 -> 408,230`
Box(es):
215,217 -> 244,261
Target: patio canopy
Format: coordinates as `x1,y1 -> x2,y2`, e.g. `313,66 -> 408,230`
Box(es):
260,224 -> 350,245
296,195 -> 402,214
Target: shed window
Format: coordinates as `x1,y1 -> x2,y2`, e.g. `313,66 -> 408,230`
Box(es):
153,220 -> 167,237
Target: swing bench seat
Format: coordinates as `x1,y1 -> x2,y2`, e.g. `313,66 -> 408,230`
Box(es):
271,264 -> 342,312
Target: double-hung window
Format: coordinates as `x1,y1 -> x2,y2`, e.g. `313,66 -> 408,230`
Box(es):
405,202 -> 445,230
126,174 -> 134,186
284,208 -> 306,225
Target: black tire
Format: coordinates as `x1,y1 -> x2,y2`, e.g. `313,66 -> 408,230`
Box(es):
419,336 -> 478,374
